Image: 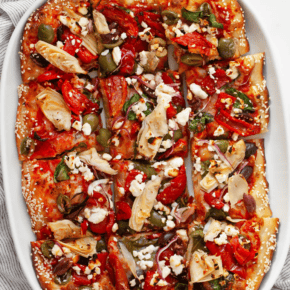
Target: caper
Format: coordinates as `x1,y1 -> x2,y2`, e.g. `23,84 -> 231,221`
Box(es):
83,114 -> 99,132
149,38 -> 167,58
149,210 -> 166,228
161,10 -> 179,25
40,240 -> 55,259
180,54 -> 204,66
38,24 -> 55,43
79,287 -> 93,290
215,140 -> 229,153
218,38 -> 235,59
54,270 -> 72,285
240,166 -> 253,180
99,51 -> 118,74
57,194 -> 71,214
198,2 -> 212,16
103,39 -> 124,49
174,129 -> 183,142
245,142 -> 258,159
20,137 -> 35,156
96,128 -> 111,147
96,238 -> 107,252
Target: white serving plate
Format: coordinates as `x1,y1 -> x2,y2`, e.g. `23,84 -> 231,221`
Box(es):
1,0 -> 290,289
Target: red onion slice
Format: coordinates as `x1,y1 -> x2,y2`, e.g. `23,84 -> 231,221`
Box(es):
111,116 -> 126,130
237,161 -> 249,174
193,97 -> 211,117
212,144 -> 233,170
132,76 -> 155,90
155,236 -> 178,278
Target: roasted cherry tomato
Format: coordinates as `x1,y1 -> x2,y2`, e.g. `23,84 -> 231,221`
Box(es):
124,169 -> 147,192
166,103 -> 177,119
77,46 -> 98,64
116,201 -> 132,220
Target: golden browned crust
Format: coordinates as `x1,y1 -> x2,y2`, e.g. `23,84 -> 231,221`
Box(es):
15,83 -> 101,161
31,241 -> 61,290
20,0 -> 89,83
245,218 -> 279,290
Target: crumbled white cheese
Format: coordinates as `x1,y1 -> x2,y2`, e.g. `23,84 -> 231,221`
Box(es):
72,120 -> 82,131
51,244 -> 63,257
170,254 -> 184,275
82,123 -> 92,135
213,126 -> 225,137
101,49 -> 109,56
155,83 -> 177,108
85,207 -> 108,224
112,223 -> 119,233
175,108 -> 191,126
102,153 -> 112,161
164,220 -> 175,231
129,179 -> 146,197
112,46 -> 122,66
214,232 -> 228,245
190,83 -> 208,99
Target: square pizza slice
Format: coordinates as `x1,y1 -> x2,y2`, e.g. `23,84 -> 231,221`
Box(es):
160,0 -> 249,72
112,157 -> 195,234
191,138 -> 272,222
187,217 -> 279,290
99,71 -> 189,160
20,0 -> 99,83
22,152 -> 118,240
107,230 -> 190,290
186,53 -> 269,139
31,236 -> 115,290
16,80 -> 103,161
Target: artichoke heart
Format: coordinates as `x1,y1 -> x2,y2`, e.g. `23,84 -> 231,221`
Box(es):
200,173 -> 218,193
190,250 -> 223,283
129,173 -> 163,232
36,88 -> 71,131
78,148 -> 117,175
35,41 -> 87,74
93,10 -> 110,35
48,220 -> 93,240
137,103 -> 168,160
225,140 -> 246,169
59,237 -> 97,258
228,174 -> 249,205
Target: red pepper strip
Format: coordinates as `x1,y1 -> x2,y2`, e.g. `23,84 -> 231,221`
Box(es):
204,190 -> 225,210
77,46 -> 98,64
73,273 -> 92,286
87,192 -> 107,207
162,72 -> 175,85
230,236 -> 255,266
159,139 -> 187,160
109,253 -> 130,290
156,166 -> 187,204
97,252 -> 109,273
119,43 -> 136,76
124,169 -> 147,192
101,6 -> 139,37
37,70 -> 62,83
144,271 -> 163,290
80,219 -> 89,235
172,32 -> 214,56
106,210 -> 115,235
61,80 -> 88,115
116,201 -> 132,220
166,103 -> 177,119
138,12 -> 165,39
215,92 -> 236,110
63,33 -> 82,56
89,216 -> 108,234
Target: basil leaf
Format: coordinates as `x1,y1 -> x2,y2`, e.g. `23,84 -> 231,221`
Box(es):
123,94 -> 140,113
209,280 -> 222,290
208,14 -> 224,29
205,208 -> 228,221
143,103 -> 152,116
127,111 -> 137,120
181,8 -> 202,23
201,160 -> 211,178
189,112 -> 214,133
226,88 -> 254,112
54,157 -> 70,183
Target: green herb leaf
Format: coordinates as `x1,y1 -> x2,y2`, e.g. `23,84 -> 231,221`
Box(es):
123,94 -> 140,115
54,157 -> 70,183
226,88 -> 254,112
127,111 -> 137,120
208,14 -> 224,29
181,8 -> 202,23
143,103 -> 152,116
209,279 -> 222,290
205,208 -> 228,221
189,112 -> 214,133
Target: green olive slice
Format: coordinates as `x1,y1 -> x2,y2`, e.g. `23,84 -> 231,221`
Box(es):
215,140 -> 229,153
54,269 -> 72,285
161,10 -> 179,25
218,38 -> 235,59
173,129 -> 183,142
96,128 -> 111,147
99,51 -> 118,74
38,24 -> 55,43
83,114 -> 99,132
149,38 -> 167,58
20,137 -> 35,156
96,238 -> 107,252
198,3 -> 212,16
149,210 -> 166,228
103,39 -> 124,49
57,194 -> 71,214
40,240 -> 55,259
180,54 -> 204,66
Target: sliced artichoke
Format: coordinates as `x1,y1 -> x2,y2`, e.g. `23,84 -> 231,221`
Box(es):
93,10 -> 110,34
190,250 -> 223,283
78,148 -> 117,175
59,237 -> 97,258
200,173 -> 218,193
35,41 -> 87,74
228,174 -> 248,205
36,88 -> 71,131
48,220 -> 93,240
119,242 -> 138,278
137,103 -> 168,160
225,140 -> 246,169
129,173 -> 163,231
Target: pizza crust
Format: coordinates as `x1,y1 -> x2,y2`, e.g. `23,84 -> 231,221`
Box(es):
245,218 -> 279,290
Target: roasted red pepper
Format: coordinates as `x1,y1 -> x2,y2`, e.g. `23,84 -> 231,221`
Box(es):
37,69 -> 61,83
166,103 -> 177,119
119,43 -> 136,76
80,219 -> 89,235
156,165 -> 187,204
73,273 -> 92,286
144,271 -> 163,290
101,6 -> 138,37
116,201 -> 132,220
204,189 -> 225,210
230,236 -> 255,266
62,32 -> 82,56
77,46 -> 98,64
89,215 -> 108,234
124,169 -> 147,192
172,32 -> 214,56
97,252 -> 109,273
106,210 -> 115,235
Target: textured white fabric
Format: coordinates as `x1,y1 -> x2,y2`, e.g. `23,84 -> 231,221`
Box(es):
0,0 -> 289,289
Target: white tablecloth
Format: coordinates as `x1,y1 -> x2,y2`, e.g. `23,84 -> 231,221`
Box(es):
0,0 -> 289,289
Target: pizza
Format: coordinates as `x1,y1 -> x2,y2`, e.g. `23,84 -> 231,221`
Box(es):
15,0 -> 280,289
